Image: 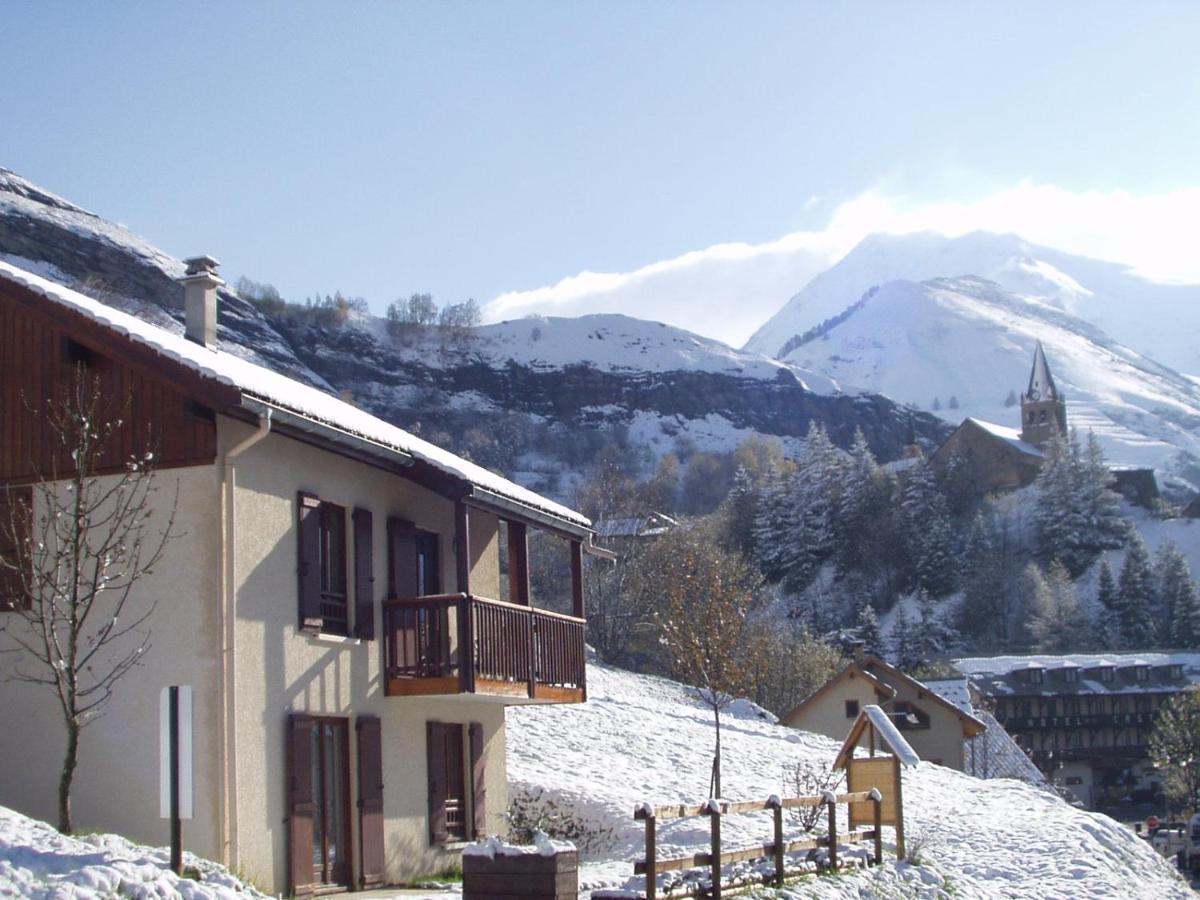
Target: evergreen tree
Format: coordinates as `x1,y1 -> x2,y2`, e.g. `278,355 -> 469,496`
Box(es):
1027,560 -> 1089,653
1004,389 -> 1018,408
890,602 -> 919,669
1116,533 -> 1156,649
1095,559 -> 1121,650
938,444 -> 976,518
948,395 -> 960,410
833,429 -> 883,576
785,424 -> 846,591
856,603 -> 882,658
959,514 -> 1025,651
1035,431 -> 1127,575
722,466 -> 758,556
751,473 -> 799,582
900,463 -> 957,597
913,589 -> 952,662
1156,541 -> 1200,648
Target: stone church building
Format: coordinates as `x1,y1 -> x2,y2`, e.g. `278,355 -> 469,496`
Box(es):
930,343 -> 1159,504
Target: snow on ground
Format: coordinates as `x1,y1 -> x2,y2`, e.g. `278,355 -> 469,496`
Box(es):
507,657 -> 1193,898
0,805 -> 268,899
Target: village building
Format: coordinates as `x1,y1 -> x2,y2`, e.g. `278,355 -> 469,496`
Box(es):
0,258 -> 596,895
954,653 -> 1200,808
783,652 -> 986,772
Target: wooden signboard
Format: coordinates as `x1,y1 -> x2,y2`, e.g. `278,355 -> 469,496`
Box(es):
847,755 -> 904,858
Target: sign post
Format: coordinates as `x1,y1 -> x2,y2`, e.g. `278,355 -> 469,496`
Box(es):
160,685 -> 193,875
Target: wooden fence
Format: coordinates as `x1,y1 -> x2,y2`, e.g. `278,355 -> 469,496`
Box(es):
629,789 -> 884,900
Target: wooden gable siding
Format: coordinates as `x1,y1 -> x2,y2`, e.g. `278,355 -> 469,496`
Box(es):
0,287 -> 220,482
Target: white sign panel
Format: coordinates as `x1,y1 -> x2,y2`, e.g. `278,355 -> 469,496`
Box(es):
159,685 -> 193,820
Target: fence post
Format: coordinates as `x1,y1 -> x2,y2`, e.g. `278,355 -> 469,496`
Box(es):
769,795 -> 784,886
705,800 -> 722,900
871,788 -> 882,866
823,791 -> 837,871
635,804 -> 656,900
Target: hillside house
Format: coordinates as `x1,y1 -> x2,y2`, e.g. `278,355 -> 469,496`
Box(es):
0,258 -> 595,894
783,652 -> 985,771
955,653 -> 1200,808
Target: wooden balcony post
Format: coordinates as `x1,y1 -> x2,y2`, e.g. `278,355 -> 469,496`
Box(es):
570,539 -> 584,619
458,596 -> 476,694
507,520 -> 530,606
455,502 -> 471,595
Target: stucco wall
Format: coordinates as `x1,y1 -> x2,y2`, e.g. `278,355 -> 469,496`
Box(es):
890,683 -> 968,770
783,673 -> 881,740
223,419 -> 508,892
0,464 -> 224,858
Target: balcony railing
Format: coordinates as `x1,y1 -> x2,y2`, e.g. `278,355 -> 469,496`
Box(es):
382,593 -> 586,703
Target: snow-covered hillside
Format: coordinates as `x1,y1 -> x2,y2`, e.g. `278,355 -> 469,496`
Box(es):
508,657 -> 1192,898
758,274 -> 1200,492
0,806 -> 268,899
745,230 -> 1200,377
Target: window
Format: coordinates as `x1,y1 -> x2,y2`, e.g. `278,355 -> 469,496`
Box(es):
845,700 -> 859,719
387,518 -> 441,598
287,715 -> 351,893
1100,666 -> 1114,683
1026,667 -> 1044,685
0,487 -> 31,611
1063,667 -> 1079,684
298,492 -> 348,634
427,721 -> 486,845
1135,666 -> 1149,682
893,702 -> 930,731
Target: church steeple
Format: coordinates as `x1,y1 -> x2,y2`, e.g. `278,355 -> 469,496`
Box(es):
1020,341 -> 1067,446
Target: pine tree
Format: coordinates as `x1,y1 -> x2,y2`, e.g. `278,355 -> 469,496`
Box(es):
1095,559 -> 1121,650
833,429 -> 882,576
857,603 -> 882,658
901,463 -> 957,597
785,423 -> 846,591
913,589 -> 952,662
959,514 -> 1024,651
751,473 -> 798,582
1156,541 -> 1200,648
722,466 -> 758,556
1027,561 -> 1089,653
1004,389 -> 1018,408
1078,432 -> 1128,553
1117,534 -> 1156,649
890,602 -> 918,669
938,444 -> 976,518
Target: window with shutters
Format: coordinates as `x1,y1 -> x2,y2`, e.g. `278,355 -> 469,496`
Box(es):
0,487 -> 31,611
426,721 -> 486,845
298,493 -> 352,636
387,518 -> 440,598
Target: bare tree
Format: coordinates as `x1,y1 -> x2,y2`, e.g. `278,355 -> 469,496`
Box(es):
0,373 -> 177,833
630,519 -> 764,798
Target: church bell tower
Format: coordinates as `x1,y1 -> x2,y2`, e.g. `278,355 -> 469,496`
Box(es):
1020,341 -> 1067,446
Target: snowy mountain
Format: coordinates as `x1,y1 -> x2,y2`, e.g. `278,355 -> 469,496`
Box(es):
508,656 -> 1193,898
745,231 -> 1200,377
0,167 -> 949,498
767,275 -> 1200,491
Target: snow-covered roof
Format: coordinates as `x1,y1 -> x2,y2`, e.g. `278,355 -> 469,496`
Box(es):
922,677 -> 974,715
955,652 -> 1200,697
963,418 -> 1044,458
0,260 -> 589,530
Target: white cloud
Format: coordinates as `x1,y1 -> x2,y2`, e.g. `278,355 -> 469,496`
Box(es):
484,181 -> 1200,348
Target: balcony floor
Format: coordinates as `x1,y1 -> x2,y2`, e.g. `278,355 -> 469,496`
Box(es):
385,675 -> 584,704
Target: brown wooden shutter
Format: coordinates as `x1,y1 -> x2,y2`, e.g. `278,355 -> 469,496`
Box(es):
287,714 -> 316,895
352,508 -> 375,640
356,716 -> 385,887
426,721 -> 449,844
388,517 -> 419,598
297,492 -> 323,632
469,722 -> 486,838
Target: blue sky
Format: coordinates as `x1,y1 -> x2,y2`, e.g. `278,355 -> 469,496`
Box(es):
5,2 -> 1200,344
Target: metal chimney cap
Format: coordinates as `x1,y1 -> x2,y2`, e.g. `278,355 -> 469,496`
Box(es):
183,255 -> 222,276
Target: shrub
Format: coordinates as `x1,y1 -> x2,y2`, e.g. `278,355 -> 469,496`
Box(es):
505,786 -> 616,857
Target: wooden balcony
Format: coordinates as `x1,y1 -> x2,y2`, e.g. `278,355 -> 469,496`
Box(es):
382,593 -> 586,704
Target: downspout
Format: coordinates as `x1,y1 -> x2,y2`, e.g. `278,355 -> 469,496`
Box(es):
218,410 -> 272,869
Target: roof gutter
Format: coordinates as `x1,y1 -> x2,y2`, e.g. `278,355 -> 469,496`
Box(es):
241,396 -> 415,468
466,485 -> 591,539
